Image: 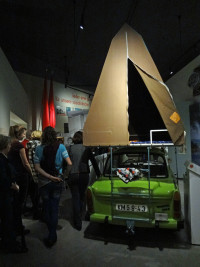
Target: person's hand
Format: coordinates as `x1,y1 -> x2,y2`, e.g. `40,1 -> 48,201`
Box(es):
11,183 -> 19,191
49,175 -> 63,183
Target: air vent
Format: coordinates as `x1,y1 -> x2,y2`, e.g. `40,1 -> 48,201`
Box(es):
193,83 -> 200,97
188,67 -> 200,96
188,72 -> 200,88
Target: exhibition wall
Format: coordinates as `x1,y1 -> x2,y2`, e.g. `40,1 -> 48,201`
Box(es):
0,47 -> 29,135
15,71 -> 91,135
166,55 -> 200,178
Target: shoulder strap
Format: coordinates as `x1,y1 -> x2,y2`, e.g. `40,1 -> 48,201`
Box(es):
41,142 -> 60,176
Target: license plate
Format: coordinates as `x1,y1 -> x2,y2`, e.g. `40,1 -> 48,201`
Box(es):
116,204 -> 148,212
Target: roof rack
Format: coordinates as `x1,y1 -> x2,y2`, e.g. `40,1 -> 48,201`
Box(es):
129,129 -> 174,147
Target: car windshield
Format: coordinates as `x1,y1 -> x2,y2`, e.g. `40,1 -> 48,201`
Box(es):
104,151 -> 168,178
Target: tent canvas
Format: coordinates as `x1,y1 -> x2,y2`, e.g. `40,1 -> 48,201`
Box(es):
83,24 -> 185,146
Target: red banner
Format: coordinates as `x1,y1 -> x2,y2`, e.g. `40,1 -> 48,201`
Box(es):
42,76 -> 50,130
49,76 -> 56,128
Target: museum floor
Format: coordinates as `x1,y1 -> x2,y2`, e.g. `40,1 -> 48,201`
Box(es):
0,180 -> 200,267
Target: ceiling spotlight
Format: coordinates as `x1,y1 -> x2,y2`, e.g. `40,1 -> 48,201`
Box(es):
80,11 -> 85,30
80,16 -> 84,30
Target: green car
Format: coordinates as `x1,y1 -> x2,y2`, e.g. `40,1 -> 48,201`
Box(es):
87,146 -> 184,232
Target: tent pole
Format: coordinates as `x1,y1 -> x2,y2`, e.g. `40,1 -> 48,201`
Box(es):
175,146 -> 179,179
147,146 -> 151,223
110,147 -> 114,220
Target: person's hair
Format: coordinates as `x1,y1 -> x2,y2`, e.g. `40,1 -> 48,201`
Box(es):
26,130 -> 32,139
31,130 -> 42,140
9,125 -> 26,140
0,134 -> 11,151
72,131 -> 83,144
9,125 -> 19,140
41,126 -> 57,145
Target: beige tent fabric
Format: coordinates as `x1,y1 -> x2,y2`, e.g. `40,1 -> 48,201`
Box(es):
83,24 -> 185,146
135,65 -> 185,145
125,25 -> 162,82
83,25 -> 129,146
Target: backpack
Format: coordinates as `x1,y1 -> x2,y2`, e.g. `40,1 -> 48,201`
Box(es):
40,142 -> 60,176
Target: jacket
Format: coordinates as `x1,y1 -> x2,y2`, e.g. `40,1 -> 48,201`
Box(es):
68,144 -> 100,177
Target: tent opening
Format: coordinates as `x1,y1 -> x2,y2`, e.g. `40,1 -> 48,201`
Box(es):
127,59 -> 171,142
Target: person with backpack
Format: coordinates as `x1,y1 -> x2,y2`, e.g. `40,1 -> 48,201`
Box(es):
34,127 -> 72,248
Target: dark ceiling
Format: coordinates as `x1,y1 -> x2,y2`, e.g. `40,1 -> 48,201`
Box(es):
0,0 -> 200,93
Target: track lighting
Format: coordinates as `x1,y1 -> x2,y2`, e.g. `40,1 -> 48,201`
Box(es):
80,15 -> 84,30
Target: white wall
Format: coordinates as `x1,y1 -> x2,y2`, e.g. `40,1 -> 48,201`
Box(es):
167,102 -> 191,178
16,72 -> 91,133
68,115 -> 82,134
166,55 -> 200,178
0,48 -> 29,135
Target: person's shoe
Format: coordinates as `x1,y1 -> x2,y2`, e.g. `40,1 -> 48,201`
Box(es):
0,240 -> 4,249
24,229 -> 30,235
9,245 -> 28,253
1,241 -> 28,254
56,225 -> 62,230
74,224 -> 82,231
32,211 -> 40,220
84,211 -> 90,221
16,228 -> 30,236
23,211 -> 33,217
43,238 -> 56,248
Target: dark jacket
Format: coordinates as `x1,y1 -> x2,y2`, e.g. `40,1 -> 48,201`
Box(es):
68,144 -> 100,177
0,153 -> 14,193
8,141 -> 27,175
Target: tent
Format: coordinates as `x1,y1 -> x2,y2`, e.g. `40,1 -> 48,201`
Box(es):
83,24 -> 185,146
